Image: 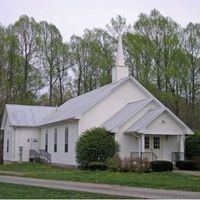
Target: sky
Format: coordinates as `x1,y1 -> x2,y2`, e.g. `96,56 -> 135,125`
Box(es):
0,0 -> 199,41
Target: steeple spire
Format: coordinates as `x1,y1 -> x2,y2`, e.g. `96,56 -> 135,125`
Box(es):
112,34 -> 128,82
116,35 -> 125,66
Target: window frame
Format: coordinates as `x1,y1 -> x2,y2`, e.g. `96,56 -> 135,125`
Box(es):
145,136 -> 150,149
64,127 -> 68,153
7,139 -> 9,153
54,128 -> 57,152
153,137 -> 160,149
45,130 -> 48,152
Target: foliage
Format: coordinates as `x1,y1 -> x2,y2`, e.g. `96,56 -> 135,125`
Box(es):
0,10 -> 200,129
176,160 -> 199,171
87,162 -> 107,171
185,131 -> 200,160
151,160 -> 173,172
76,127 -> 119,167
106,154 -> 122,172
120,156 -> 151,173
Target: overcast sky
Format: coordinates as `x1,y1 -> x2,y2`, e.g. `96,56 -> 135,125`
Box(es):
0,0 -> 199,41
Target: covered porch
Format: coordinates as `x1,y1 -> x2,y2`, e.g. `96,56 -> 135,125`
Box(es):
129,133 -> 185,162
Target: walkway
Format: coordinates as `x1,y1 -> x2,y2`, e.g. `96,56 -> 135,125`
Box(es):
0,175 -> 200,199
174,170 -> 200,176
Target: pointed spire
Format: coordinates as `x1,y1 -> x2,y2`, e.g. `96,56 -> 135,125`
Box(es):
116,35 -> 125,67
112,34 -> 128,82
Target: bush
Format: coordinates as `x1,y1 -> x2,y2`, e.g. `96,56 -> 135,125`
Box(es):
106,155 -> 121,172
87,162 -> 107,171
185,131 -> 200,160
176,160 -> 199,170
120,156 -> 151,173
76,127 -> 119,168
151,160 -> 173,172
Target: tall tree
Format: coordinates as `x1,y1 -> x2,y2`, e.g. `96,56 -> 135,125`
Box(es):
13,15 -> 42,103
38,21 -> 67,105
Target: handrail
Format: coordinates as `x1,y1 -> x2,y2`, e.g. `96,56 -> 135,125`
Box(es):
172,152 -> 184,163
29,149 -> 39,158
29,149 -> 51,163
131,151 -> 157,161
39,149 -> 51,163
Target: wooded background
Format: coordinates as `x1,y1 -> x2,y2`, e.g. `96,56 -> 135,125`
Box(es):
0,9 -> 199,130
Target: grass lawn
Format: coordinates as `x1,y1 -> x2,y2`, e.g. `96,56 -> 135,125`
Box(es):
0,182 -> 128,199
0,162 -> 200,192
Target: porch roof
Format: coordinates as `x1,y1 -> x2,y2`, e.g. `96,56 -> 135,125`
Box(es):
101,98 -> 153,132
124,108 -> 166,134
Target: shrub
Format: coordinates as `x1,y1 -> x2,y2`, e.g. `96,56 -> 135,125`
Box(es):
87,162 -> 107,171
120,156 -> 151,173
106,155 -> 121,172
76,127 -> 119,168
185,131 -> 200,160
151,160 -> 173,172
176,160 -> 199,170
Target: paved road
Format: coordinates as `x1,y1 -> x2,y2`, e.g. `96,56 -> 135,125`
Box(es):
0,175 -> 200,199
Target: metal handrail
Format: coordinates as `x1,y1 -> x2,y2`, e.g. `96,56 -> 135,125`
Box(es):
172,152 -> 184,163
131,151 -> 157,161
29,149 -> 51,163
39,149 -> 51,163
29,149 -> 39,158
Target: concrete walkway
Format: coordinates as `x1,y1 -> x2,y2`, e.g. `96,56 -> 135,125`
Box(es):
174,170 -> 200,176
0,175 -> 200,199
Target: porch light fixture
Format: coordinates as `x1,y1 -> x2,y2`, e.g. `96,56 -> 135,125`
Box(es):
161,120 -> 166,124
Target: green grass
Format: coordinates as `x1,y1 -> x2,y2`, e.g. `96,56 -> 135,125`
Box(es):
0,182 -> 128,199
0,163 -> 200,192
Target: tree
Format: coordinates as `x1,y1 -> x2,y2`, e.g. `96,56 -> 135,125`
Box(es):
185,131 -> 200,160
38,21 -> 69,105
76,127 -> 119,167
13,15 -> 43,103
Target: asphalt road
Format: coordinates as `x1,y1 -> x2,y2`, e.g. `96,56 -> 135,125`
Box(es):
0,175 -> 200,199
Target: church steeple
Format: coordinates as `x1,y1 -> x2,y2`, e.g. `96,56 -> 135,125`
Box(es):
112,35 -> 128,82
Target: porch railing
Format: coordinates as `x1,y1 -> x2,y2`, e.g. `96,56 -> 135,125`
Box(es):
29,149 -> 39,159
172,152 -> 184,163
39,150 -> 51,163
131,152 -> 157,161
29,149 -> 51,163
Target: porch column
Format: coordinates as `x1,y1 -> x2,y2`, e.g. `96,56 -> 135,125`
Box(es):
179,135 -> 184,160
141,134 -> 145,153
138,137 -> 141,157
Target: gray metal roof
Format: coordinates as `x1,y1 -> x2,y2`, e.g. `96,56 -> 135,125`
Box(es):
40,77 -> 129,125
6,104 -> 55,127
125,108 -> 165,133
101,98 -> 153,132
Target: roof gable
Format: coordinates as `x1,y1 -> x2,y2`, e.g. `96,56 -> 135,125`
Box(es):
40,77 -> 132,125
101,98 -> 153,132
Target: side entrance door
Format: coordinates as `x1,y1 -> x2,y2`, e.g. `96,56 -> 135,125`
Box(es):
144,136 -> 162,160
30,138 -> 40,152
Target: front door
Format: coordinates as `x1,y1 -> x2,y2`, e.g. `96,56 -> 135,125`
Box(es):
144,136 -> 162,160
30,138 -> 39,152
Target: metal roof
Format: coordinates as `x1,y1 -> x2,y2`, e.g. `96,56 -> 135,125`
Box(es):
125,108 -> 165,133
6,104 -> 55,127
40,77 -> 129,125
101,98 -> 153,132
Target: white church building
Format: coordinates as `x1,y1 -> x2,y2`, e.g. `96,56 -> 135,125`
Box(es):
1,37 -> 193,166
